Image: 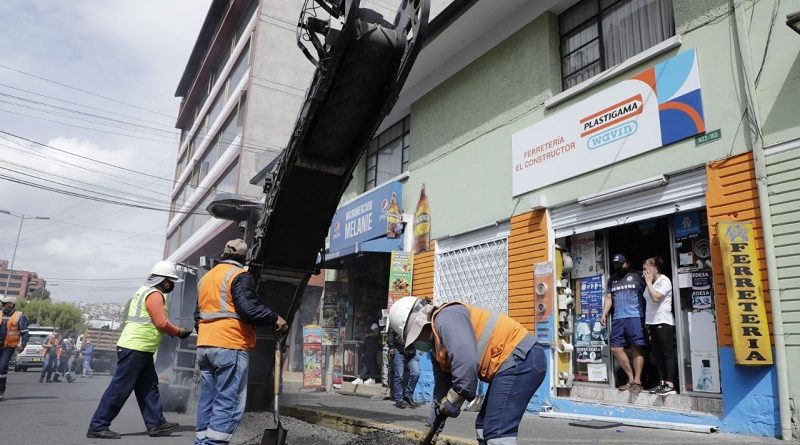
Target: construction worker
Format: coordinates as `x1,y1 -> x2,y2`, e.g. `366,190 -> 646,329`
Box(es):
53,336 -> 77,383
388,297 -> 546,445
194,239 -> 287,445
39,328 -> 61,383
87,260 -> 191,439
82,339 -> 94,377
1,295 -> 29,400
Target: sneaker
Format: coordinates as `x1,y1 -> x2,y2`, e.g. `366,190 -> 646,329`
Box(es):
364,378 -> 376,385
394,400 -> 407,409
148,421 -> 179,437
352,378 -> 364,384
655,385 -> 677,396
404,397 -> 418,408
648,384 -> 663,394
86,429 -> 121,439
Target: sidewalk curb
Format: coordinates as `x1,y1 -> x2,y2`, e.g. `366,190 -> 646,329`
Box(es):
281,405 -> 475,445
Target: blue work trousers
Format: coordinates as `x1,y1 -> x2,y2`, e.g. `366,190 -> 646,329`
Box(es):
391,351 -> 419,402
39,351 -> 56,382
89,347 -> 166,432
475,344 -> 546,445
195,347 -> 248,445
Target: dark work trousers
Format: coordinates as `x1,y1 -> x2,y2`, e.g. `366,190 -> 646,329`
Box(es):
0,347 -> 15,393
89,347 -> 167,432
648,323 -> 676,384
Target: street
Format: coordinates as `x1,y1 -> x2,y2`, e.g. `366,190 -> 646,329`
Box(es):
1,370 -> 197,445
1,368 -> 784,445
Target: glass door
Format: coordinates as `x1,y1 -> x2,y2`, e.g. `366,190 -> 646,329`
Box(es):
670,210 -> 721,395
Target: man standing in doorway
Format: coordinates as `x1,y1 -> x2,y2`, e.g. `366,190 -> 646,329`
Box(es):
0,295 -> 29,400
600,253 -> 647,392
194,239 -> 287,445
87,260 -> 191,439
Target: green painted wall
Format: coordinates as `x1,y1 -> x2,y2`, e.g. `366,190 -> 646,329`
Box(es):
405,4 -> 761,239
766,146 -> 800,438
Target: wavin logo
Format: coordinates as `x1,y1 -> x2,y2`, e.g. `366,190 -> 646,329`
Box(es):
587,121 -> 639,149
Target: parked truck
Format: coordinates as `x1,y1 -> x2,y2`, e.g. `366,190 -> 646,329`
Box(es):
82,328 -> 121,374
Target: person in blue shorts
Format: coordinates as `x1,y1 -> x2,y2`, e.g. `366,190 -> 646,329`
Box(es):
600,253 -> 647,392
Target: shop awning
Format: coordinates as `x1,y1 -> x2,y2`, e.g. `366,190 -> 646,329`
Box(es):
319,236 -> 403,267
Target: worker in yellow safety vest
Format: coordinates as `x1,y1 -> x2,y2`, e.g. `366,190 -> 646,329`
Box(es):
1,295 -> 29,400
388,297 -> 546,445
194,239 -> 287,445
86,260 -> 191,439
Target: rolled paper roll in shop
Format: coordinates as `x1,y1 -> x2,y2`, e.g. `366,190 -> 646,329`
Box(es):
557,340 -> 574,353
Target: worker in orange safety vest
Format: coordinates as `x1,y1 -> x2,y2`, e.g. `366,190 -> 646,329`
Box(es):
1,295 -> 29,400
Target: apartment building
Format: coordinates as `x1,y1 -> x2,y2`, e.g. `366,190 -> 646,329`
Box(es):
0,259 -> 45,300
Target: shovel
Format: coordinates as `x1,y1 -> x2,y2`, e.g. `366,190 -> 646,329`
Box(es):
420,413 -> 446,445
260,338 -> 287,445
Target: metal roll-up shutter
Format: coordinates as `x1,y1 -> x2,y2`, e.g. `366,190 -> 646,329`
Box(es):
434,222 -> 510,313
550,168 -> 707,238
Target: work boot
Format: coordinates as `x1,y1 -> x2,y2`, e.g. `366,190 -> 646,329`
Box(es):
404,397 -> 418,408
394,400 -> 406,409
0,392 -> 4,400
86,429 -> 121,439
52,375 -> 61,383
148,421 -> 179,437
66,373 -> 76,383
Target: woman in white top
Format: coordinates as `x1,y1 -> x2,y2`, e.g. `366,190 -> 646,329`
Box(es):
643,256 -> 676,396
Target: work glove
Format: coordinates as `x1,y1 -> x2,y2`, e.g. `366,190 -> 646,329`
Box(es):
177,328 -> 192,339
435,389 -> 464,418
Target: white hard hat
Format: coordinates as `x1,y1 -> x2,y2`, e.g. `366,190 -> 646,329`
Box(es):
0,295 -> 16,304
149,260 -> 183,282
388,296 -> 431,348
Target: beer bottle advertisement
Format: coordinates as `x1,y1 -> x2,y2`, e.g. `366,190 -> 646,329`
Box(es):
413,184 -> 430,253
386,192 -> 401,238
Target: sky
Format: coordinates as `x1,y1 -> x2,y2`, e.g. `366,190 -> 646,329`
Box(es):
0,1 -> 211,303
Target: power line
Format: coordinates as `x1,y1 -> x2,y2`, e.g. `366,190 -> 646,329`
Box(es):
0,82 -> 177,128
0,63 -> 175,119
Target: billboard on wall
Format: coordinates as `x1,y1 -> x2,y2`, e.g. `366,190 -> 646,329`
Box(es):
512,49 -> 705,196
329,181 -> 403,253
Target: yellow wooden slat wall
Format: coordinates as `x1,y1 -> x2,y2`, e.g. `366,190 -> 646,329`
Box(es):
412,240 -> 436,302
706,152 -> 773,347
507,210 -> 549,330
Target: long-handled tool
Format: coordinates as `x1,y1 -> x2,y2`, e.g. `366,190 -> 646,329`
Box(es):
260,337 -> 287,445
421,413 -> 446,445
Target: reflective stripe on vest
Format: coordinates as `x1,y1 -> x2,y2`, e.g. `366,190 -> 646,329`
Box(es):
431,302 -> 528,382
3,311 -> 22,348
117,285 -> 166,353
199,263 -> 244,320
128,286 -> 157,324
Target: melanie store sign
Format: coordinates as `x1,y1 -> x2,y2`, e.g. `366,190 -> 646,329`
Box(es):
718,221 -> 773,366
328,181 -> 403,252
512,49 -> 706,196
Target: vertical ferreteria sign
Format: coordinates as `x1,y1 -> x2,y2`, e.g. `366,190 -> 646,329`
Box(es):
717,221 -> 773,365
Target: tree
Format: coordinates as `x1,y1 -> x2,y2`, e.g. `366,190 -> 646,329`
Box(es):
28,288 -> 51,300
19,299 -> 87,335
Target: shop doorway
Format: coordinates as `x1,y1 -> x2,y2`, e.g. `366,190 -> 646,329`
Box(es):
607,218 -> 673,390
562,210 -> 721,403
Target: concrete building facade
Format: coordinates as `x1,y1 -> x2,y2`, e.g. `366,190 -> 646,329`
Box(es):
0,259 -> 46,300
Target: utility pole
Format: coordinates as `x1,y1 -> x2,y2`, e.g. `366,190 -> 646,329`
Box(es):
0,209 -> 50,298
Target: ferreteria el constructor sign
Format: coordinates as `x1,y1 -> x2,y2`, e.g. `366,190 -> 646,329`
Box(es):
718,221 -> 773,366
511,49 -> 706,196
